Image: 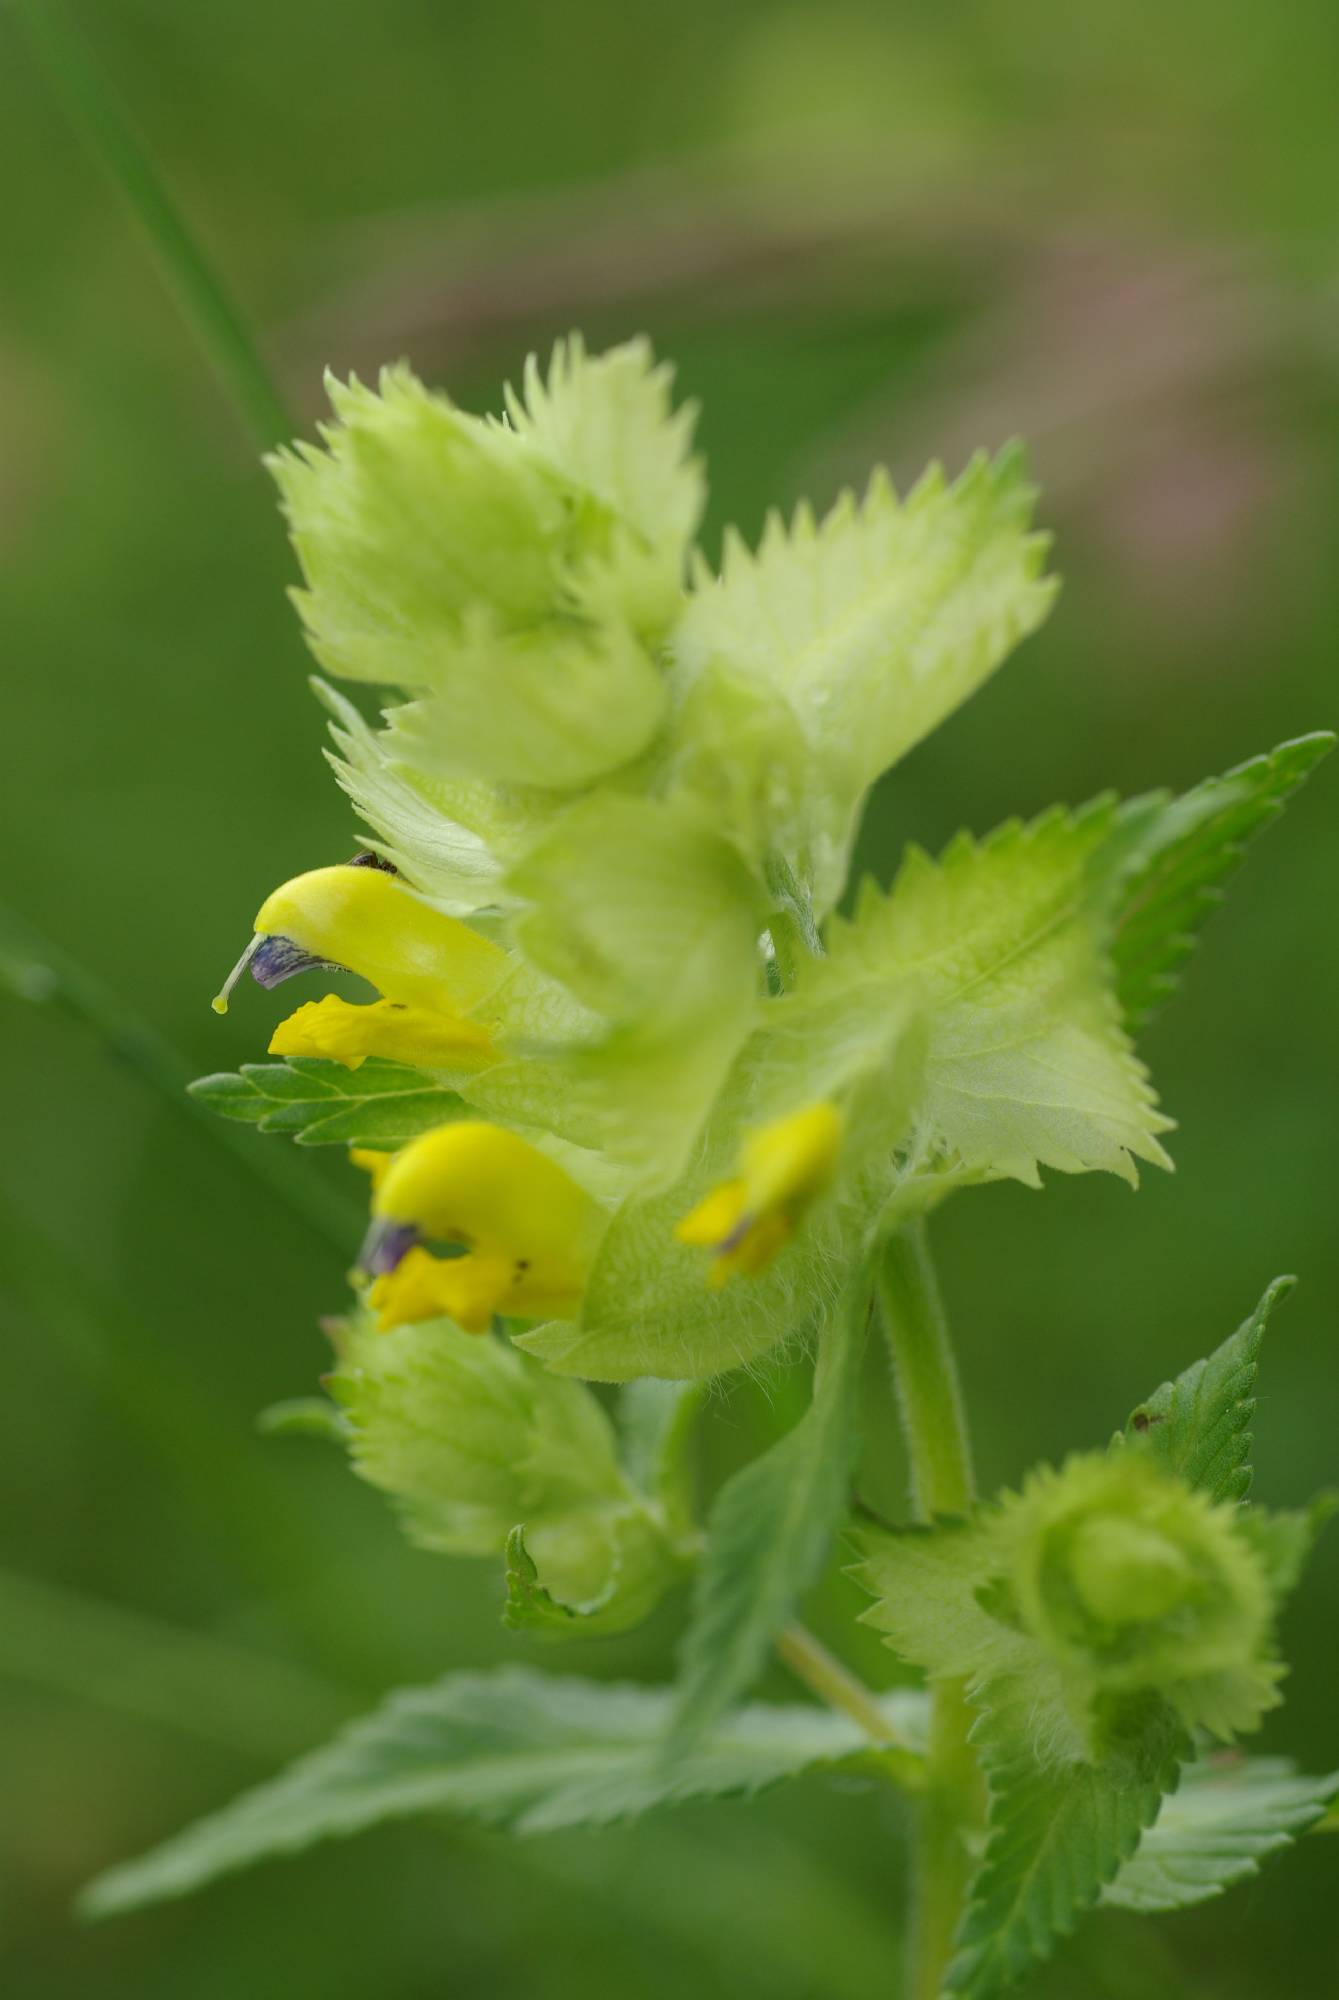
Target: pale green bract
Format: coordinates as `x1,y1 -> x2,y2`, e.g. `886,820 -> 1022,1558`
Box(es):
670,447 -> 1057,914
808,804 -> 1173,1196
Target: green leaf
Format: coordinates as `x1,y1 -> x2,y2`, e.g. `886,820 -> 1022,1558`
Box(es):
382,617 -> 666,793
1102,1754 -> 1339,1914
503,334 -> 704,633
312,677 -> 506,913
189,1058 -> 465,1148
665,1270 -> 872,1753
671,446 -> 1057,914
948,1677 -> 1187,1998
1102,734 -> 1334,1032
815,804 -> 1173,1193
272,362 -> 670,790
79,1667 -> 906,1918
1123,1277 -> 1294,1501
848,1518 -> 1022,1685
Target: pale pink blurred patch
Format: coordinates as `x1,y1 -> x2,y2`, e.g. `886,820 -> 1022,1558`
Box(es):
797,232 -> 1327,648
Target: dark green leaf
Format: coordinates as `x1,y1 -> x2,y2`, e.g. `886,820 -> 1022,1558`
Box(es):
189,1058 -> 464,1147
665,1269 -> 871,1754
1101,734 -> 1333,1032
948,1676 -> 1187,1998
1123,1277 -> 1293,1500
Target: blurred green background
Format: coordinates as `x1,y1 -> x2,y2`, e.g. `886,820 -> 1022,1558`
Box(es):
2,3 -> 1336,1995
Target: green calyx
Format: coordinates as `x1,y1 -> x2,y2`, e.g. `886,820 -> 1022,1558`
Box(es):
1000,1452 -> 1277,1736
324,1311 -> 690,1632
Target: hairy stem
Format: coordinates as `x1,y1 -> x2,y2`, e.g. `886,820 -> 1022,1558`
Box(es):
775,1621 -> 913,1751
878,1219 -> 974,1517
879,1221 -> 982,1998
12,0 -> 291,451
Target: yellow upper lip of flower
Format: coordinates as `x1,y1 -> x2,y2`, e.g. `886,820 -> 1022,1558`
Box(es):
213,862 -> 510,1017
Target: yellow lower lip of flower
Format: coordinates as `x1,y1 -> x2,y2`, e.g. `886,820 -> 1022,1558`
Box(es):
675,1100 -> 844,1284
368,1243 -> 585,1335
268,993 -> 495,1071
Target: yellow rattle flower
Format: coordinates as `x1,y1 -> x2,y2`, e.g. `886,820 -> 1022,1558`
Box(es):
213,857 -> 506,1069
676,1101 -> 844,1285
357,1121 -> 605,1334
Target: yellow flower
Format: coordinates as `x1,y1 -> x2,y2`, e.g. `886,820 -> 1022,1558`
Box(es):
676,1101 -> 844,1285
268,993 -> 493,1071
213,858 -> 509,1069
360,1121 -> 605,1334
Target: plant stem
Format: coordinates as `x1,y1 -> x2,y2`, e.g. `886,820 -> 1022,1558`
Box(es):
12,0 -> 292,451
775,1621 -> 912,1751
879,1221 -> 982,1998
878,1218 -> 974,1517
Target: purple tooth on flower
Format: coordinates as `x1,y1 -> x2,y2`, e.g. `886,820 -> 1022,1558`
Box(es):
211,931 -> 344,1014
357,1218 -> 421,1279
248,933 -> 342,990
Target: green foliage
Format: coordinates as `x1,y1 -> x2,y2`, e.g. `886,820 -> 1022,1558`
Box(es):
503,334 -> 704,634
1237,1494 -> 1339,1600
519,996 -> 924,1381
255,1397 -> 348,1442
817,804 -> 1172,1193
188,1057 -> 464,1147
1101,1753 -> 1339,1915
504,792 -> 765,1177
671,447 -> 1057,913
313,678 -> 507,914
617,1380 -> 705,1544
328,1314 -> 684,1629
149,331 -> 1335,1990
947,1677 -> 1187,1999
502,1514 -> 689,1638
665,1272 -> 871,1753
850,1286 -> 1333,1993
79,1668 -> 907,1919
1122,1275 -> 1293,1500
1103,734 -> 1334,1032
